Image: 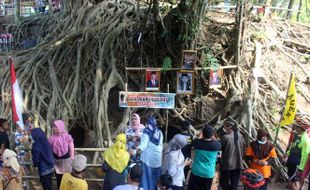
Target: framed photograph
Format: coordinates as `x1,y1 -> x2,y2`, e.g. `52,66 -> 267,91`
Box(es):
177,71 -> 194,94
181,50 -> 197,70
145,69 -> 161,91
119,91 -> 128,107
209,69 -> 223,88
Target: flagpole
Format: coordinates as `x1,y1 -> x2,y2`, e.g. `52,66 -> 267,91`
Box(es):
274,72 -> 293,145
9,57 -> 15,133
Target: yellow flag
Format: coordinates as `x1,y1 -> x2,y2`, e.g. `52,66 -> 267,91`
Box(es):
280,73 -> 297,126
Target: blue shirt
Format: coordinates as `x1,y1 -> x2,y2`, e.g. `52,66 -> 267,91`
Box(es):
191,139 -> 221,178
138,131 -> 163,168
14,131 -> 24,147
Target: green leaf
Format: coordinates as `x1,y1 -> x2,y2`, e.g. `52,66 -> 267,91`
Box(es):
162,56 -> 172,73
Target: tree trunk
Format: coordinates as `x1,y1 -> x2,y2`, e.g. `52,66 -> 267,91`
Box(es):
235,0 -> 245,65
286,0 -> 295,20
296,0 -> 302,21
177,0 -> 208,49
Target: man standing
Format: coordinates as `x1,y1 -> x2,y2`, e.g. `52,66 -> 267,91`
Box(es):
188,124 -> 221,190
219,118 -> 245,190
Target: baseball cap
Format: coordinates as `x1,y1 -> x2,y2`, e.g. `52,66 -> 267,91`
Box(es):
72,154 -> 87,172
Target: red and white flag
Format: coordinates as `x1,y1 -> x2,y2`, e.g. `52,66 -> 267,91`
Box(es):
9,57 -> 24,129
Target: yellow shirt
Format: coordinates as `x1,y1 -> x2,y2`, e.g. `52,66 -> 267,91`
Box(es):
60,173 -> 88,190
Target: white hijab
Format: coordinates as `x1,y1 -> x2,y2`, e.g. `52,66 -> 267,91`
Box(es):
3,149 -> 20,173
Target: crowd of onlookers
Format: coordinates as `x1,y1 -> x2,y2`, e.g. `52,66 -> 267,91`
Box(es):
0,112 -> 310,190
0,115 -> 85,190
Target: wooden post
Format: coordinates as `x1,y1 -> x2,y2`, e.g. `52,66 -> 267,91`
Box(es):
165,84 -> 169,143
274,73 -> 293,145
15,0 -> 21,22
48,0 -> 53,12
125,83 -> 128,92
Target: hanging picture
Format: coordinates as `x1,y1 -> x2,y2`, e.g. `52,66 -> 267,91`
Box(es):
181,50 -> 197,70
145,69 -> 161,91
209,69 -> 223,88
176,71 -> 194,94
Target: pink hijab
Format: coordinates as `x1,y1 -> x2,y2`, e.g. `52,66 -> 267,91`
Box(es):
131,113 -> 144,135
49,120 -> 73,157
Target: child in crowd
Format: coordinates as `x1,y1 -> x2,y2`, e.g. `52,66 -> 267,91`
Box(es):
157,174 -> 173,190
113,162 -> 143,190
60,154 -> 88,190
22,113 -> 33,134
14,124 -> 29,162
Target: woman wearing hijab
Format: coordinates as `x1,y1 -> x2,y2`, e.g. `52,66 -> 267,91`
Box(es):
166,134 -> 192,190
245,128 -> 277,190
32,128 -> 55,190
0,149 -> 23,190
126,113 -> 145,150
131,116 -> 163,190
102,133 -> 130,190
49,120 -> 75,190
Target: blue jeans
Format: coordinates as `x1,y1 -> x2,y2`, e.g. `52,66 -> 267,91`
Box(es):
141,162 -> 161,190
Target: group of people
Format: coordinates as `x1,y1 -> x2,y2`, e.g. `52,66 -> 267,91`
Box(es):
1,111 -> 310,190
0,115 -> 87,190
102,113 -> 310,190
33,0 -> 61,13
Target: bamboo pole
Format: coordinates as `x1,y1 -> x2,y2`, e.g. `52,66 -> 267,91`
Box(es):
274,73 -> 293,145
165,84 -> 169,143
22,176 -> 103,182
125,65 -> 238,71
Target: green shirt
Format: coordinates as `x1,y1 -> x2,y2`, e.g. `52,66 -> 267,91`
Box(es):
298,131 -> 310,170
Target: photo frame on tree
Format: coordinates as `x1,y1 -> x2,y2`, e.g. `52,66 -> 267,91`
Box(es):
209,69 -> 223,89
181,50 -> 197,70
176,71 -> 194,94
145,69 -> 161,91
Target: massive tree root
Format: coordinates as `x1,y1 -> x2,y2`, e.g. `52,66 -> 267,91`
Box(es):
1,0 -> 142,146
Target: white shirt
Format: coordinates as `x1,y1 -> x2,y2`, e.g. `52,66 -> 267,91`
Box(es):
113,184 -> 144,190
168,149 -> 185,187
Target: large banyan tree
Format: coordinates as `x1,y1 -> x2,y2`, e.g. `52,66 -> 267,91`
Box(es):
0,0 -> 212,147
